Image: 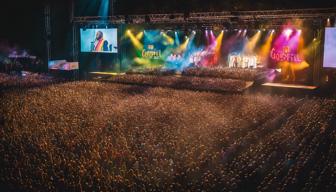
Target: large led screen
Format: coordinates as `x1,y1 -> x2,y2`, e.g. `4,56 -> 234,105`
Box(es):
80,28 -> 118,53
323,27 -> 336,68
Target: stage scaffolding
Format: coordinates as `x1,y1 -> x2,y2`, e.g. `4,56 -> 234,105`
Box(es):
72,8 -> 336,25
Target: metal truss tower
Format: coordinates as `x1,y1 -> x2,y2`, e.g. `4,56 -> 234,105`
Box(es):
44,2 -> 52,63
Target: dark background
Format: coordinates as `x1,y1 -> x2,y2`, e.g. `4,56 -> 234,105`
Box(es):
0,0 -> 335,59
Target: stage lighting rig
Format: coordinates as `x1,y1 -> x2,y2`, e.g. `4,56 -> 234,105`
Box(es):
73,8 -> 336,26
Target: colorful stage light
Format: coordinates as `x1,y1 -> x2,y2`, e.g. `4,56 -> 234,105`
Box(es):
215,30 -> 224,52
284,29 -> 293,38
136,32 -> 144,40
278,60 -> 309,81
162,32 -> 174,45
242,29 -> 247,36
244,30 -> 262,54
205,30 -> 210,45
213,30 -> 224,64
259,31 -> 275,64
98,0 -> 109,17
126,30 -> 143,50
209,30 -> 216,43
175,32 -> 180,46
300,37 -> 320,58
177,37 -> 190,52
287,29 -> 302,51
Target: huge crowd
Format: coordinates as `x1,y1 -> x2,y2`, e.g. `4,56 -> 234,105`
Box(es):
114,67 -> 266,92
181,67 -> 263,81
0,73 -> 56,91
125,67 -> 264,81
109,74 -> 248,92
0,73 -> 336,191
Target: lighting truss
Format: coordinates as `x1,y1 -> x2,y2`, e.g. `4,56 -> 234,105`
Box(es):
72,8 -> 336,25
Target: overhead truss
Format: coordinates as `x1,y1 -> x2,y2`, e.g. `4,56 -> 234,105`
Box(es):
72,8 -> 336,25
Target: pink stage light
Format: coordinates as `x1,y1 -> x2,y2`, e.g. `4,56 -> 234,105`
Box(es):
283,29 -> 293,38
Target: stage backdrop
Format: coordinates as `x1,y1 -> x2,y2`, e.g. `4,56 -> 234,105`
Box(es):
122,29 -> 227,71
119,24 -> 319,84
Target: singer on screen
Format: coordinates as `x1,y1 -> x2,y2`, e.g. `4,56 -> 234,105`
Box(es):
92,31 -> 109,52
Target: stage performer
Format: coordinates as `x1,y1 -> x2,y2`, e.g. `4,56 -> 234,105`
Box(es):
92,31 -> 109,52
233,56 -> 239,68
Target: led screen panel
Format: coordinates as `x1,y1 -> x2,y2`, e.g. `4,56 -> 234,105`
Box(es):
323,27 -> 336,68
80,28 -> 118,53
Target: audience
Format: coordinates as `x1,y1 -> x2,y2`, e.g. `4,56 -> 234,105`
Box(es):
110,74 -> 247,92
0,73 -> 335,191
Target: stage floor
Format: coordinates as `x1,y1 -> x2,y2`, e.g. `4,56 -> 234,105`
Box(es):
262,82 -> 318,90
90,72 -> 126,76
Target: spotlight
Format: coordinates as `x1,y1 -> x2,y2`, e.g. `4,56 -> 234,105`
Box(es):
327,18 -> 331,27
297,29 -> 302,35
284,28 -> 293,37
192,30 -> 196,34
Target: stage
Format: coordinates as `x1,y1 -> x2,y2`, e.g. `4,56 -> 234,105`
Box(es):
262,82 -> 318,90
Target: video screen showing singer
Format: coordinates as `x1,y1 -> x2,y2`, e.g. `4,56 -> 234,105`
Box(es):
91,31 -> 109,52
80,28 -> 118,53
